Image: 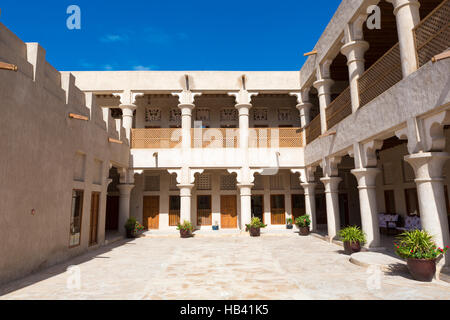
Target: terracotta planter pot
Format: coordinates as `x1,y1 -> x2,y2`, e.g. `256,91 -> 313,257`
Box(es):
249,227 -> 261,237
125,228 -> 136,239
407,258 -> 436,282
298,226 -> 310,236
180,229 -> 192,238
343,241 -> 361,254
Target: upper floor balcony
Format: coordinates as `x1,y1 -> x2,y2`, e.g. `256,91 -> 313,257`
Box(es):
303,0 -> 448,144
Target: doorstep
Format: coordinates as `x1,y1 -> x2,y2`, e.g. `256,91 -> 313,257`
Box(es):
349,251 -> 408,273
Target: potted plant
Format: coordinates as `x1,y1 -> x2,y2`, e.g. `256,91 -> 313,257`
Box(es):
124,217 -> 144,239
246,217 -> 267,237
295,215 -> 311,236
394,230 -> 448,282
212,221 -> 219,231
339,226 -> 366,254
286,218 -> 293,230
177,220 -> 194,238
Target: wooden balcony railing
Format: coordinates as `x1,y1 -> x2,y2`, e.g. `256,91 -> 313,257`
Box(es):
358,43 -> 402,108
191,128 -> 239,148
304,115 -> 321,144
414,0 -> 450,68
325,86 -> 352,130
131,128 -> 182,149
132,127 -> 303,149
249,128 -> 303,148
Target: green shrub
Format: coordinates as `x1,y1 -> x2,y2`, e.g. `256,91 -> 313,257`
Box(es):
286,218 -> 293,225
124,217 -> 137,231
395,230 -> 448,260
295,215 -> 311,228
246,217 -> 267,229
177,220 -> 194,231
339,226 -> 366,244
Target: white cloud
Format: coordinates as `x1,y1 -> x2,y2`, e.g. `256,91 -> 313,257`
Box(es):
100,34 -> 128,43
133,65 -> 153,71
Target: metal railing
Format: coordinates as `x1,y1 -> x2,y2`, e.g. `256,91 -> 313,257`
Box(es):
325,86 -> 352,130
358,43 -> 402,108
414,0 -> 450,68
304,115 -> 321,144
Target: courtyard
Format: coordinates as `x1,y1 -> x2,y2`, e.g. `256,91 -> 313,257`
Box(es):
0,233 -> 449,300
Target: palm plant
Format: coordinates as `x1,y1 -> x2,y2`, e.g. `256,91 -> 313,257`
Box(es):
339,226 -> 366,245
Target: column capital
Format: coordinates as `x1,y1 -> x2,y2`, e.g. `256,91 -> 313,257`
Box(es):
351,168 -> 381,188
386,0 -> 420,15
172,90 -> 201,105
320,176 -> 342,193
237,184 -> 254,196
313,78 -> 334,96
405,152 -> 450,183
120,105 -> 137,116
301,182 -> 317,195
117,184 -> 135,195
228,90 -> 258,105
296,102 -> 313,112
341,40 -> 369,64
177,184 -> 194,197
113,90 -> 144,106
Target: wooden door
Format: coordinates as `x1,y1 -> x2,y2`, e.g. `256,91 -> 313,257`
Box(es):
197,195 -> 212,226
89,192 -> 100,246
271,195 -> 286,225
105,195 -> 119,230
143,196 -> 159,229
169,196 -> 181,226
291,194 -> 305,223
221,195 -> 237,229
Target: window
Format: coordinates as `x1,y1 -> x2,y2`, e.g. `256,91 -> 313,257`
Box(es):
220,175 -> 237,190
384,190 -> 396,214
145,175 -> 160,191
405,188 -> 420,216
145,108 -> 161,122
196,174 -> 211,190
70,190 -> 84,247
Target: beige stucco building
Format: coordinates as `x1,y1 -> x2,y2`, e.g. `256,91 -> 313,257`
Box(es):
1,0 -> 449,285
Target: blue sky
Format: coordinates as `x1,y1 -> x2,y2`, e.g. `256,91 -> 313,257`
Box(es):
0,0 -> 341,71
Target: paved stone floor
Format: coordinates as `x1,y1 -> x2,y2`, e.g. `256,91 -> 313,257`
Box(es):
1,234 -> 449,300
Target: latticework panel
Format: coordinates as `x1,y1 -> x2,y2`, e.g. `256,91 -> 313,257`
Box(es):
414,0 -> 450,67
304,115 -> 321,144
131,128 -> 182,149
249,128 -> 303,148
326,86 -> 351,130
358,43 -> 402,108
191,128 -> 239,148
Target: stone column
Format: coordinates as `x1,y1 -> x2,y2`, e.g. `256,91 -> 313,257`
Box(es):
297,103 -> 313,128
387,0 -> 421,77
120,105 -> 136,142
341,40 -> 369,112
313,62 -> 334,134
351,168 -> 381,248
178,184 -> 194,224
238,184 -> 253,230
320,177 -> 342,241
117,184 -> 135,235
236,104 -> 251,151
173,90 -> 201,149
179,104 -> 194,149
301,182 -> 317,232
405,152 -> 450,266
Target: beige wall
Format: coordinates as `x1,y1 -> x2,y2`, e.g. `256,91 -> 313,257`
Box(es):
0,23 -> 130,285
